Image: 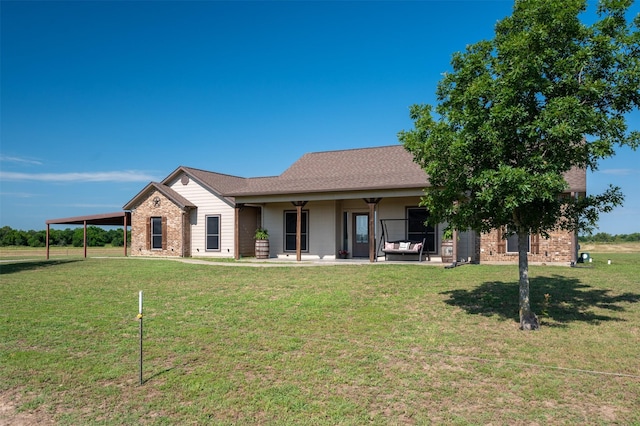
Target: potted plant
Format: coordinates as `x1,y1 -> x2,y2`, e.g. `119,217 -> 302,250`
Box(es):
441,228 -> 454,263
254,228 -> 269,259
338,249 -> 349,259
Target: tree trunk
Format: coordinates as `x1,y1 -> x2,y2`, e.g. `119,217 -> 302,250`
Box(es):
518,230 -> 539,330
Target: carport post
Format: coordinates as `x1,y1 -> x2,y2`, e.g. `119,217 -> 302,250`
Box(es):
123,213 -> 128,257
46,224 -> 50,260
83,220 -> 88,258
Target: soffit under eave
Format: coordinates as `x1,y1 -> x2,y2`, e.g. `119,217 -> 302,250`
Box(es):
46,211 -> 131,227
233,188 -> 425,204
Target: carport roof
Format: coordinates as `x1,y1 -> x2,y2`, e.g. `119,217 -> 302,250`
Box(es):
46,211 -> 131,227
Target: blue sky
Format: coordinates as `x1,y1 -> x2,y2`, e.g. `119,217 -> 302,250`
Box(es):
1,1 -> 638,234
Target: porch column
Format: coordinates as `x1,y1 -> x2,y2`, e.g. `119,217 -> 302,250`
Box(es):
292,201 -> 307,261
234,204 -> 243,260
452,228 -> 458,263
364,198 -> 382,263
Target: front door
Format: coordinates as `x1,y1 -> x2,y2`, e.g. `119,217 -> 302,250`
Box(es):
352,213 -> 369,257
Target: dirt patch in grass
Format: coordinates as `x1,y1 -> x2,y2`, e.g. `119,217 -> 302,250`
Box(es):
0,390 -> 54,426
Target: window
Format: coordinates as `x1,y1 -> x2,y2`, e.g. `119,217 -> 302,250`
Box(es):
151,217 -> 163,250
206,215 -> 220,251
506,230 -> 530,253
284,210 -> 308,252
406,208 -> 436,252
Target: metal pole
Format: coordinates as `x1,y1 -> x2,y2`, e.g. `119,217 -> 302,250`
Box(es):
138,291 -> 143,386
139,316 -> 143,385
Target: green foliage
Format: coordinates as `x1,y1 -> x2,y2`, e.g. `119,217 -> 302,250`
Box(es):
1,258 -> 639,423
399,0 -> 639,237
399,0 -> 639,328
0,226 -> 129,247
254,228 -> 269,240
579,232 -> 640,243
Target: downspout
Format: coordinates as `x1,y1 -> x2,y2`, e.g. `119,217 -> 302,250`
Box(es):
182,210 -> 186,258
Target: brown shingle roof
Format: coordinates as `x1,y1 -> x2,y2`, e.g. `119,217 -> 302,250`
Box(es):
125,145 -> 586,207
227,145 -> 428,196
227,145 -> 586,196
176,167 -> 249,195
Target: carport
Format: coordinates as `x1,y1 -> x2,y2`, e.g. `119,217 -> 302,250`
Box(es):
45,211 -> 131,259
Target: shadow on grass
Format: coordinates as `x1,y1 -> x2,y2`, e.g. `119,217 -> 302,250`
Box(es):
0,259 -> 82,275
440,275 -> 640,327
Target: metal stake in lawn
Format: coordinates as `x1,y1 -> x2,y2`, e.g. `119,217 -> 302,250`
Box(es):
137,290 -> 143,386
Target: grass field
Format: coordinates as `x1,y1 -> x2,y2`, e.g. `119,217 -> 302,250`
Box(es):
1,251 -> 639,424
0,245 -> 128,260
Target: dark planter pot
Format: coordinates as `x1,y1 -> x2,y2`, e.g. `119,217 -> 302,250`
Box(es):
441,240 -> 454,263
255,239 -> 270,259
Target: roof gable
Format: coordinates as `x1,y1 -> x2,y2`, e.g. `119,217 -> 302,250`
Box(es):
165,166 -> 248,192
123,182 -> 196,210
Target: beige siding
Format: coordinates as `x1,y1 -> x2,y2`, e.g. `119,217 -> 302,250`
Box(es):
262,201 -> 339,259
166,174 -> 235,258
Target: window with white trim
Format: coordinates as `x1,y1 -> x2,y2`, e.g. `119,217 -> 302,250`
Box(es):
206,215 -> 220,251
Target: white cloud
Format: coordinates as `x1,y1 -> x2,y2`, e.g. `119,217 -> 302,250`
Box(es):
0,170 -> 158,182
0,155 -> 43,166
69,203 -> 123,209
0,191 -> 39,198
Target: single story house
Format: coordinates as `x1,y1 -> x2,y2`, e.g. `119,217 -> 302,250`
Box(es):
123,145 -> 586,264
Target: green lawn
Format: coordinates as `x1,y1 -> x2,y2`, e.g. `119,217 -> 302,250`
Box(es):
1,254 -> 639,425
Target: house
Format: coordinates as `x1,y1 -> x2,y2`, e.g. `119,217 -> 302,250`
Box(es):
122,145 -> 586,264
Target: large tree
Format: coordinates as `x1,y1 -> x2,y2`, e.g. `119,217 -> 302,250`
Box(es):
399,0 -> 639,330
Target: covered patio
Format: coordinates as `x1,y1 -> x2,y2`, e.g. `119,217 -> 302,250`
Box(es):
45,211 -> 131,259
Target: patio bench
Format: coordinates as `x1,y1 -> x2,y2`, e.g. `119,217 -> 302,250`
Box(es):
381,239 -> 429,262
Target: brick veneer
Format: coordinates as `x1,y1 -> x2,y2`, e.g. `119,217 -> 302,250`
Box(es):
130,190 -> 189,257
479,228 -> 576,263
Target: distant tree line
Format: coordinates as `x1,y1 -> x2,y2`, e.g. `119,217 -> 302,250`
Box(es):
0,226 -> 130,248
578,233 -> 640,243
3,225 -> 636,247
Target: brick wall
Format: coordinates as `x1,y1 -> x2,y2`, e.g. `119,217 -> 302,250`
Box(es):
130,190 -> 186,257
479,228 -> 576,263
